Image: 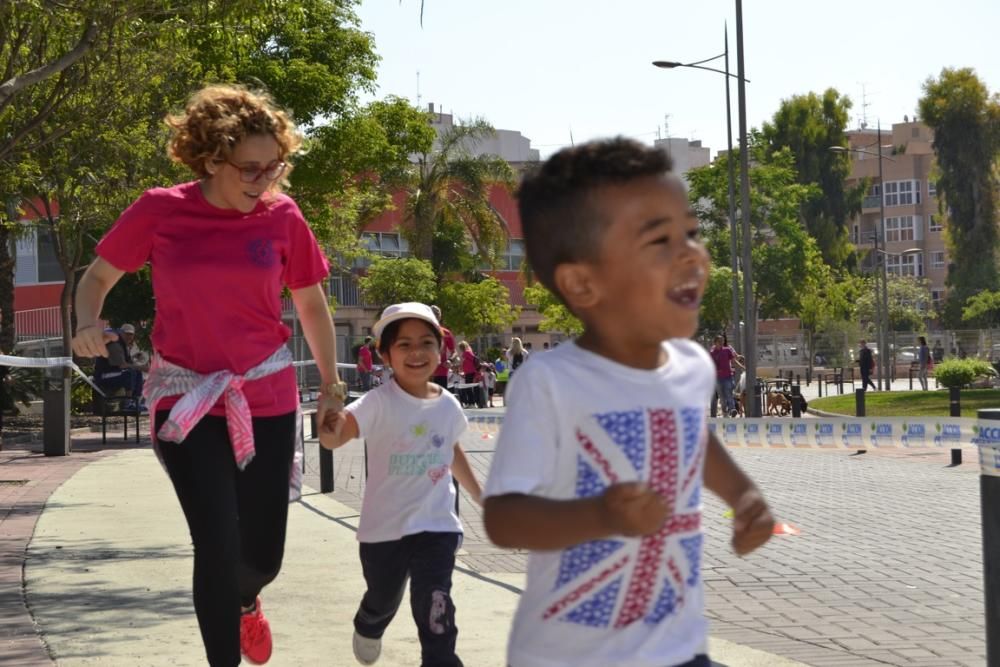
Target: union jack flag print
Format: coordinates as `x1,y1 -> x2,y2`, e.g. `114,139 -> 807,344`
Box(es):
542,407 -> 704,628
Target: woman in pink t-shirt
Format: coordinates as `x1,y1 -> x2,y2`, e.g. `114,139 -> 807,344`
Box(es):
71,85 -> 343,666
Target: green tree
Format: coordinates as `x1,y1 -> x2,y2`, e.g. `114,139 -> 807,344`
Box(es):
698,266 -> 740,335
688,136 -> 826,321
437,277 -> 520,339
523,283 -> 583,336
918,68 -> 1000,325
400,119 -> 516,275
761,89 -> 865,269
854,275 -> 932,332
962,290 -> 1000,328
358,257 -> 437,310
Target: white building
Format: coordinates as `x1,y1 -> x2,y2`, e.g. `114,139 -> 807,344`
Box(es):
654,137 -> 711,180
426,103 -> 540,164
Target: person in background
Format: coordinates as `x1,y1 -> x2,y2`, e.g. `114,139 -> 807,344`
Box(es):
482,362 -> 497,408
932,340 -> 945,364
459,341 -> 478,384
917,335 -> 931,391
858,339 -> 877,391
430,305 -> 456,390
94,324 -> 146,409
72,84 -> 343,666
506,337 -> 528,373
709,335 -> 743,417
357,336 -> 374,391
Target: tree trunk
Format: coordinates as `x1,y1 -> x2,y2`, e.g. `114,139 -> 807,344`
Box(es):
0,221 -> 16,354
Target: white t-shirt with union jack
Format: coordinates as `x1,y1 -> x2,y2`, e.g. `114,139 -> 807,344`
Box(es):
484,339 -> 715,667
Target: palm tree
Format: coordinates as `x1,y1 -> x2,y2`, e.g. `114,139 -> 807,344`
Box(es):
401,118 -> 516,278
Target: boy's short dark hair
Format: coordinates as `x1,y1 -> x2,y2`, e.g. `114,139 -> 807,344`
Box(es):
517,137 -> 673,298
377,318 -> 443,357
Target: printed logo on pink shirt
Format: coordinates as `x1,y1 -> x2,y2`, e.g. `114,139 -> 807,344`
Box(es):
247,238 -> 277,267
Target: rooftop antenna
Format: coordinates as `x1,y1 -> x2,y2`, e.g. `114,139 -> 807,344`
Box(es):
858,82 -> 871,130
663,113 -> 671,140
416,70 -> 421,107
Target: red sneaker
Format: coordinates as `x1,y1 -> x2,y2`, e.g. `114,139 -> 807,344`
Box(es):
240,596 -> 273,664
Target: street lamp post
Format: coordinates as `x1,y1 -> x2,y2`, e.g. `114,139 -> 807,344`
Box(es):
652,25 -> 745,354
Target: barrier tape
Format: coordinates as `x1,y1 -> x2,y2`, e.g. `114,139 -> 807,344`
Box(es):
0,353 -> 105,395
465,413 -> 1000,454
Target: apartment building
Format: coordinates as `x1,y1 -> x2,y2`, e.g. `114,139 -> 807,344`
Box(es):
843,120 -> 947,310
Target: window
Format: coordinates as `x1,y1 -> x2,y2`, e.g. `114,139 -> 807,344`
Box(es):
868,183 -> 881,197
931,289 -> 945,306
851,224 -> 859,244
929,214 -> 943,232
354,232 -> 410,267
884,180 -> 920,207
886,252 -> 923,277
503,239 -> 525,271
928,180 -> 937,197
885,216 -> 916,242
930,251 -> 946,269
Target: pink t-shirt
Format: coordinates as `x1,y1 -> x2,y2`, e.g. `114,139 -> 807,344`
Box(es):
434,327 -> 455,378
462,348 -> 478,375
96,181 -> 330,417
709,345 -> 736,379
358,344 -> 373,372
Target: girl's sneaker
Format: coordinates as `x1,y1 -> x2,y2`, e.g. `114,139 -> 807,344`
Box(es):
240,596 -> 272,664
353,631 -> 382,665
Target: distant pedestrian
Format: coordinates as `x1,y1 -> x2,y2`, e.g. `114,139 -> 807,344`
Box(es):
430,305 -> 456,389
858,340 -> 877,391
506,337 -> 528,373
323,302 -> 483,666
357,336 -> 375,391
710,335 -> 743,417
72,84 -> 344,666
917,336 -> 931,391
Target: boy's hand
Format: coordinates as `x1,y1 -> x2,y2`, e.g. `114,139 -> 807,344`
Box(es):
600,482 -> 670,537
731,488 -> 774,555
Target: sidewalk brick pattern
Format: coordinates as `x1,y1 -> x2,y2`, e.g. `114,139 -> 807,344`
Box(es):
306,430 -> 988,667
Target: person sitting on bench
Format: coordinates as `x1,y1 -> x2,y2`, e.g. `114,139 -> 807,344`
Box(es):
94,323 -> 145,410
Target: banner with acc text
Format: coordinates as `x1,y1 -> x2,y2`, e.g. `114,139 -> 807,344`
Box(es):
466,414 -> 995,451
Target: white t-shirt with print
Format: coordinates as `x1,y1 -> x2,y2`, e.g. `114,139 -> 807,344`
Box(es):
348,379 -> 469,543
483,340 -> 715,667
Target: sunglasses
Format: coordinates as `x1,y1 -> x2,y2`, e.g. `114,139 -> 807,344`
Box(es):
221,159 -> 287,184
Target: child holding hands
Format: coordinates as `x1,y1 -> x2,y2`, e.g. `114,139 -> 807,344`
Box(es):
324,302 -> 482,666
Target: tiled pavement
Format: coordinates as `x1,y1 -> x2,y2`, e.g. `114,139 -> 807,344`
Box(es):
306,421 -> 989,667
0,428 -> 149,666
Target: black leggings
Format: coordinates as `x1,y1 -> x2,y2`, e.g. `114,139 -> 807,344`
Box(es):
156,411 -> 296,667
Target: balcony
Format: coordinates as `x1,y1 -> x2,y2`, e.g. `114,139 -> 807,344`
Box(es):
862,195 -> 882,210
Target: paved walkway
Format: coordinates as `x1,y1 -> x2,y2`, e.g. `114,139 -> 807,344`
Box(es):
2,428 -> 801,666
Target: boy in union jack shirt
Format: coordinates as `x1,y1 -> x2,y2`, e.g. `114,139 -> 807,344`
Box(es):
483,138 -> 774,667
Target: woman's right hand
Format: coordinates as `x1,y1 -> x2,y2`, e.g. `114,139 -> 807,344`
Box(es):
71,325 -> 118,358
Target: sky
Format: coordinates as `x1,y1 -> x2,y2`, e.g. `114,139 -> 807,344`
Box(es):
355,0 -> 1000,159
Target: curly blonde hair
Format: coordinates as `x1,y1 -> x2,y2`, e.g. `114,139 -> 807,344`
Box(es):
165,84 -> 303,187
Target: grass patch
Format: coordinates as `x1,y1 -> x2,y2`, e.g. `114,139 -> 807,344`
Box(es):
809,388 -> 1000,417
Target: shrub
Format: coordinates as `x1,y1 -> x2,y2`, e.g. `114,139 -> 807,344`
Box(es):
933,358 -> 996,388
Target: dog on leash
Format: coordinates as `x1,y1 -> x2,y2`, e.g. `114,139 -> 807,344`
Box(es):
766,391 -> 792,416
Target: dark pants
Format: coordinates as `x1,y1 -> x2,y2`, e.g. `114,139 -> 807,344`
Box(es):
355,532 -> 464,667
99,368 -> 144,398
675,657 -> 711,667
861,370 -> 877,391
157,411 -> 296,667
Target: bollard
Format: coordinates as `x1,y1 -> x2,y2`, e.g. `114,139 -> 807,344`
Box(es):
752,379 -> 763,418
791,385 -> 802,418
42,381 -> 70,457
818,375 -> 823,398
806,367 -> 812,386
311,412 -> 334,493
951,387 -> 963,465
854,388 -> 867,455
977,408 -> 1000,666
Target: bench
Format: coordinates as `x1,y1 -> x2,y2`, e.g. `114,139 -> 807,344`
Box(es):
91,384 -> 142,444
